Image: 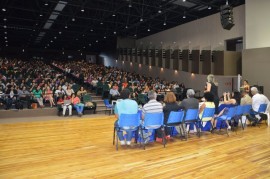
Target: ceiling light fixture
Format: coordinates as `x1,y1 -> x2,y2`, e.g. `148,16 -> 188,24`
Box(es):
208,6 -> 212,10
183,0 -> 186,2
96,40 -> 98,42
65,25 -> 68,28
3,18 -> 7,21
4,25 -> 7,28
158,10 -> 162,13
163,22 -> 166,26
100,22 -> 103,25
81,9 -> 84,12
140,18 -> 143,22
44,2 -> 48,6
128,3 -> 132,8
40,14 -> 43,17
5,32 -> 7,34
112,14 -> 116,17
72,18 -> 75,21
59,31 -> 62,34
113,31 -> 117,34
134,34 -> 137,37
125,25 -> 128,29
147,28 -> 150,32
90,29 -> 93,32
2,8 -> 6,12
104,36 -> 106,39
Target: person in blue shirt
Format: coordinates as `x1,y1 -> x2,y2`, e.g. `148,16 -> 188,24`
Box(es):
114,89 -> 138,146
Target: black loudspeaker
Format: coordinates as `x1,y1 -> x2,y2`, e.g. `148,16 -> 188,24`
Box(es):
220,5 -> 234,30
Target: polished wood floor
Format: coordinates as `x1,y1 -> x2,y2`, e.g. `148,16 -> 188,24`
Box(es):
0,116 -> 270,178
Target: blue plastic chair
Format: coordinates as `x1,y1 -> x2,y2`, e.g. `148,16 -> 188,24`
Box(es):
113,113 -> 140,150
141,112 -> 165,149
233,105 -> 245,131
104,99 -> 113,115
198,107 -> 215,137
183,109 -> 199,140
253,103 -> 268,126
241,104 -> 252,129
216,107 -> 236,136
166,111 -> 185,137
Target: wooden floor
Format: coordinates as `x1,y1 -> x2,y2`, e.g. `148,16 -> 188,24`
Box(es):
0,117 -> 270,178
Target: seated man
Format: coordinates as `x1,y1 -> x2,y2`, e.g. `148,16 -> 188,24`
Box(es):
114,89 -> 138,146
248,87 -> 269,123
109,83 -> 120,101
142,90 -> 163,143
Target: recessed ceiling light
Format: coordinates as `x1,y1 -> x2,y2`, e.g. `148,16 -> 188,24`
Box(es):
104,36 -> 106,39
59,31 -> 62,34
183,0 -> 186,2
4,32 -> 7,34
81,9 -> 84,12
163,22 -> 166,26
5,40 -> 8,43
50,40 -> 53,43
4,37 -> 7,39
90,29 -> 93,32
83,46 -> 86,48
65,25 -> 68,28
3,18 -> 7,21
100,22 -> 103,25
96,40 -> 98,42
208,6 -> 212,10
112,14 -> 116,17
89,44 -> 91,46
128,4 -> 132,8
76,38 -> 78,40
158,10 -> 162,13
54,36 -> 57,39
147,28 -> 150,32
72,18 -> 75,21
44,2 -> 48,6
113,31 -> 116,34
36,23 -> 38,26
40,14 -> 43,17
125,25 -> 128,29
6,44 -> 8,47
2,8 -> 6,12
82,34 -> 85,36
140,18 -> 143,22
183,15 -> 186,18
4,25 -> 7,28
134,34 -> 137,37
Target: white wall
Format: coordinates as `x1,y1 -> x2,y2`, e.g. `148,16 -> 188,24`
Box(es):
245,0 -> 270,49
136,5 -> 245,51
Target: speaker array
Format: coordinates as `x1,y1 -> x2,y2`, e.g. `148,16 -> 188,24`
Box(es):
220,4 -> 234,30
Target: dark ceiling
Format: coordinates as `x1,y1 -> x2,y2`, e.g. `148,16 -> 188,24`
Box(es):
0,0 -> 245,52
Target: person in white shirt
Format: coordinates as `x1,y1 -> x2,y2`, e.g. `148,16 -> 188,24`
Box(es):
249,87 -> 269,123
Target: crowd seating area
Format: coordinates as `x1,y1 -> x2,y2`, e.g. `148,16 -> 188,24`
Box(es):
0,58 -> 96,115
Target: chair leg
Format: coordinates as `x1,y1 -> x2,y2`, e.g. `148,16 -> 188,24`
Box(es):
113,127 -> 116,145
116,131 -> 119,151
161,127 -> 166,148
140,127 -> 145,150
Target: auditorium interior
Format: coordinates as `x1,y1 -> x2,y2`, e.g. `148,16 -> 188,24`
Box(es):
0,0 -> 270,178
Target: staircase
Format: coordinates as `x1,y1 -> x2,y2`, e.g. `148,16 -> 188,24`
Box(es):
89,92 -> 111,115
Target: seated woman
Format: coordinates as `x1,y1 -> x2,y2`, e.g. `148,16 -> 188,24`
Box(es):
77,86 -> 87,98
65,85 -> 74,98
32,85 -> 44,108
213,91 -> 241,130
157,92 -> 181,141
57,95 -> 72,116
44,86 -> 55,107
71,93 -> 84,117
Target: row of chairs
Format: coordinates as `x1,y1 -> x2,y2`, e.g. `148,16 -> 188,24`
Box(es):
113,103 -> 269,150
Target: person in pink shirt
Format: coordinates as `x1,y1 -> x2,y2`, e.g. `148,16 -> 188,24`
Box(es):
71,93 -> 84,117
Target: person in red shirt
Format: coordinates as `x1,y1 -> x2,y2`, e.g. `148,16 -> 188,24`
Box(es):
71,93 -> 84,117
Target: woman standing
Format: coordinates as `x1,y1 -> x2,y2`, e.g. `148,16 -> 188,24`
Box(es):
204,74 -> 219,115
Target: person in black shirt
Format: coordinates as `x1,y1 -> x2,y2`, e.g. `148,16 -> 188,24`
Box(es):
204,74 -> 219,114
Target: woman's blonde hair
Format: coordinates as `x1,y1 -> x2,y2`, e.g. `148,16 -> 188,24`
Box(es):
164,92 -> 176,103
207,74 -> 215,83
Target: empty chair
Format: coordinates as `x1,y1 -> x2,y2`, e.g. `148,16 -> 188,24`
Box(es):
233,105 -> 244,131
140,112 -> 165,149
241,104 -> 252,129
113,113 -> 140,150
104,99 -> 113,115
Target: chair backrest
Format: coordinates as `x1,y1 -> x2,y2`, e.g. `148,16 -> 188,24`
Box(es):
144,112 -> 164,129
184,109 -> 199,122
224,107 -> 236,120
167,111 -> 185,124
200,107 -> 215,121
242,104 -> 252,115
118,113 -> 140,128
104,99 -> 110,106
235,105 -> 244,116
258,103 -> 268,113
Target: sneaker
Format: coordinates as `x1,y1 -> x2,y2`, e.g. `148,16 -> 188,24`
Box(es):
120,141 -> 126,145
227,125 -> 231,130
156,137 -> 163,143
126,141 -> 131,145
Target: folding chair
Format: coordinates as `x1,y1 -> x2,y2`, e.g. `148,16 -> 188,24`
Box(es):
183,109 -> 199,140
113,113 -> 140,150
104,99 -> 113,115
197,107 -> 215,137
232,105 -> 244,132
215,107 -> 236,136
140,112 -> 165,150
253,103 -> 268,126
166,111 -> 185,139
242,104 -> 252,129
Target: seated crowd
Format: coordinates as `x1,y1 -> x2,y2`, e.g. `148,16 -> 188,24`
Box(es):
0,58 -> 95,117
